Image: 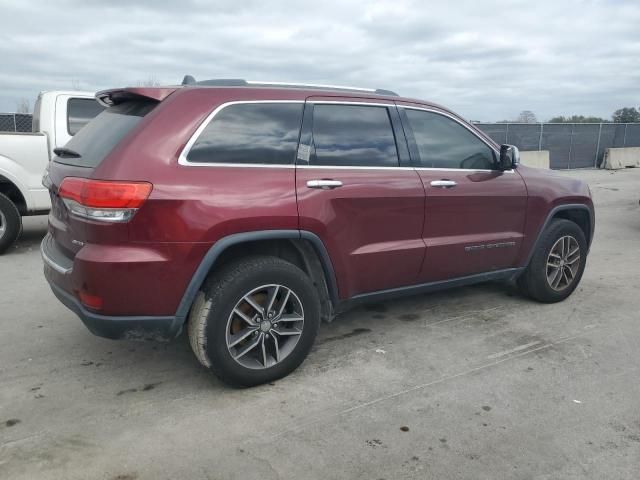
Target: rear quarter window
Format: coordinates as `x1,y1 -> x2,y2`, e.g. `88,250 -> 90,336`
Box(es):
55,100 -> 155,168
186,103 -> 303,165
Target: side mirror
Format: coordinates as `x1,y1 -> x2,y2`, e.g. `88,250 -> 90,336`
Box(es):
498,144 -> 519,170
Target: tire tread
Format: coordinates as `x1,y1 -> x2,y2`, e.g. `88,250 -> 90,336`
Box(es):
517,218 -> 587,303
0,192 -> 22,255
187,255 -> 320,387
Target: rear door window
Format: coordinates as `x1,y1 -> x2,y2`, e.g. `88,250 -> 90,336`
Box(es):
310,104 -> 399,167
186,103 -> 303,165
67,98 -> 106,136
55,100 -> 155,168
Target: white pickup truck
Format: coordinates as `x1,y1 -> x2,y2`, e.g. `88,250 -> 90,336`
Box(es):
0,91 -> 103,253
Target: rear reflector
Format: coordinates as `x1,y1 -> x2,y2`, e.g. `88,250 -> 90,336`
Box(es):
77,290 -> 103,310
59,177 -> 153,223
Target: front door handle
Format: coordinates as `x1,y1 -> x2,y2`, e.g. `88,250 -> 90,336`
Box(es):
430,180 -> 457,188
307,179 -> 343,190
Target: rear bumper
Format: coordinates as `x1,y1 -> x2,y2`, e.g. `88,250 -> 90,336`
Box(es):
41,234 -> 184,340
47,281 -> 182,340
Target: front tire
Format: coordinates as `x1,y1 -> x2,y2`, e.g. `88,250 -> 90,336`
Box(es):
517,219 -> 587,303
188,256 -> 321,387
0,193 -> 22,255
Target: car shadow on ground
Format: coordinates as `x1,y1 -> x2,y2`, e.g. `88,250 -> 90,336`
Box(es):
52,279 -> 522,396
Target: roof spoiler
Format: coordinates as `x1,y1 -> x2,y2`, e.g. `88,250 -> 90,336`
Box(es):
95,87 -> 177,107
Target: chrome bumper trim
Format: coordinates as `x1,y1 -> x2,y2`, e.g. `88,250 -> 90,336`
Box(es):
40,234 -> 73,275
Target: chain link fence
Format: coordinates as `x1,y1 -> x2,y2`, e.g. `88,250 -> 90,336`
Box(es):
476,122 -> 640,169
0,113 -> 33,133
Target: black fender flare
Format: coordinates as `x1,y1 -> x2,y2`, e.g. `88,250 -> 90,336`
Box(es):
523,203 -> 594,267
174,230 -> 339,323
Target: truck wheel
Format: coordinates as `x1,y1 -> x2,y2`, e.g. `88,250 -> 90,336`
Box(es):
517,219 -> 587,303
188,256 -> 321,387
0,193 -> 22,254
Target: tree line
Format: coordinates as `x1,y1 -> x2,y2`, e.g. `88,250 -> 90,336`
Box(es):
512,107 -> 640,124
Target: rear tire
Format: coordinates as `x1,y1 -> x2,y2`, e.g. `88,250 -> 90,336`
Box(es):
517,219 -> 587,303
187,255 -> 321,387
0,193 -> 22,255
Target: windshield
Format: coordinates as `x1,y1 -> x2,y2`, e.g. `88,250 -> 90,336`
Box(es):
54,100 -> 156,168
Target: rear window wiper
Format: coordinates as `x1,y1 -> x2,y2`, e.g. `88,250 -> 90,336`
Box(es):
53,147 -> 82,158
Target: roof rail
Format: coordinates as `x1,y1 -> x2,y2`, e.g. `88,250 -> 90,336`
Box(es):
180,75 -> 399,96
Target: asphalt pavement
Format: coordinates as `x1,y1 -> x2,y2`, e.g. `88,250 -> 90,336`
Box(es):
1,168 -> 639,479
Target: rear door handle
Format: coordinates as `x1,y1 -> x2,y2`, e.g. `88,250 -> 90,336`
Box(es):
306,179 -> 343,190
430,180 -> 457,188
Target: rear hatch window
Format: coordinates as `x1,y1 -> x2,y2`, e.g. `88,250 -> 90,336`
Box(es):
54,100 -> 155,168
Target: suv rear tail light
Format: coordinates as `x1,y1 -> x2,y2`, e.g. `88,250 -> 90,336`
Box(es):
59,177 -> 152,223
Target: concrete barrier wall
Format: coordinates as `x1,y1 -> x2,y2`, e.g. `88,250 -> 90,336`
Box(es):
603,147 -> 640,170
519,150 -> 550,169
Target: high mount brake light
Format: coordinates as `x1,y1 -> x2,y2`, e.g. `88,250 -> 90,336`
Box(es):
58,177 -> 152,222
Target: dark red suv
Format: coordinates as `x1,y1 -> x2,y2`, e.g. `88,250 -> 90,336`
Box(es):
41,77 -> 594,386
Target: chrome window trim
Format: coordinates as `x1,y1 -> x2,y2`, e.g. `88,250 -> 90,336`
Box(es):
297,165 -> 511,173
308,100 -> 394,106
297,165 -> 413,171
177,99 -> 513,173
175,163 -> 509,173
416,167 -> 494,173
178,100 -> 305,167
179,162 -> 296,169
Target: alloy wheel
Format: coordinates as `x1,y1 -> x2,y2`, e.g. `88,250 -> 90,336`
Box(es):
546,235 -> 580,291
225,284 -> 304,369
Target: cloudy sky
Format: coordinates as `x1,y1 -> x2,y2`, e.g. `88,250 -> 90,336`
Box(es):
1,0 -> 638,121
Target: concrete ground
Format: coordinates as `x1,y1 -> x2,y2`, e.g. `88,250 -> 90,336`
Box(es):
1,168 -> 639,480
